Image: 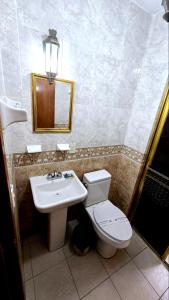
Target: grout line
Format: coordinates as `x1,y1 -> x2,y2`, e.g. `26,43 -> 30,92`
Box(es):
80,277 -> 110,300
64,256 -> 81,300
132,229 -> 169,271
98,249 -> 133,277
94,251 -> 123,300
23,234 -> 168,300
132,259 -> 161,298
95,251 -> 110,276
159,288 -> 169,300
26,236 -> 66,279
27,239 -> 37,300
65,249 -> 111,300
28,239 -> 37,300
101,259 -> 123,300
30,254 -> 66,280
24,276 -> 33,283
126,245 -> 147,259
32,277 -> 37,300
22,239 -> 36,300
22,239 -> 33,283
97,245 -> 167,300
62,242 -> 74,260
108,257 -> 132,276
29,241 -> 34,282
109,277 -> 123,300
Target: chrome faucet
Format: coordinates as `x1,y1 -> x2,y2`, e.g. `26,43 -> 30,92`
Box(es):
47,171 -> 62,180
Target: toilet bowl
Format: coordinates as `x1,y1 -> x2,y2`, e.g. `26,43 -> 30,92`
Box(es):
83,170 -> 132,258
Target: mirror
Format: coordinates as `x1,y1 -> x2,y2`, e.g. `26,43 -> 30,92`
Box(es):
32,73 -> 74,133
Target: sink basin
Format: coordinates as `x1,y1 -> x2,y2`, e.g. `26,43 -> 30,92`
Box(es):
30,170 -> 88,251
30,170 -> 87,213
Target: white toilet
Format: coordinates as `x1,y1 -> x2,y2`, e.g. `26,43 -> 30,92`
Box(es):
83,169 -> 132,258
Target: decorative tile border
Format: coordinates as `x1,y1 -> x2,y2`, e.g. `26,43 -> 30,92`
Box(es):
13,145 -> 145,167
121,145 -> 145,163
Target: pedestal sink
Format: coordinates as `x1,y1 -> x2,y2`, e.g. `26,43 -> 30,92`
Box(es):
30,170 -> 88,251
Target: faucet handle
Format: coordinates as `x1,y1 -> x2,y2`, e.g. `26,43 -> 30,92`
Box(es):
47,171 -> 62,180
47,173 -> 53,180
56,171 -> 62,178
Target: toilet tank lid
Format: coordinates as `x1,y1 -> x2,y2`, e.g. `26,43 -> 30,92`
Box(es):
83,169 -> 111,184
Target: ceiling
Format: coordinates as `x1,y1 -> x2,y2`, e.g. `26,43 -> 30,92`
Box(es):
132,0 -> 163,14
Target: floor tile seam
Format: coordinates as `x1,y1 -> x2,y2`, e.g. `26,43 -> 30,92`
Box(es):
132,258 -> 162,298
31,255 -> 67,280
30,249 -> 34,282
110,256 -> 132,275
130,243 -> 169,272
32,277 -> 37,300
23,274 -> 33,283
79,276 -> 110,299
108,275 -> 123,300
62,246 -> 74,260
64,253 -> 74,260
95,253 -> 123,300
133,229 -> 168,268
65,256 -> 81,300
99,254 -> 133,277
107,258 -> 133,278
129,246 -> 169,271
160,287 -> 169,298
133,230 -> 153,250
22,239 -> 34,282
66,251 -> 109,299
132,248 -> 169,276
126,245 -> 148,259
95,251 -> 110,276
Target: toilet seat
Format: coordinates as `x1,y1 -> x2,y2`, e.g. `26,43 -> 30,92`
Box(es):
93,200 -> 132,242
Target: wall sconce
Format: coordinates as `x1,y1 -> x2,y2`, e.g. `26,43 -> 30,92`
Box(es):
43,29 -> 60,84
162,0 -> 169,22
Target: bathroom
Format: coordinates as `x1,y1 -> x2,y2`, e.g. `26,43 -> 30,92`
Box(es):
0,0 -> 169,299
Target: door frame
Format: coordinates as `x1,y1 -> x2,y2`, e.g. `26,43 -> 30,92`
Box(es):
0,132 -> 25,299
129,83 -> 169,260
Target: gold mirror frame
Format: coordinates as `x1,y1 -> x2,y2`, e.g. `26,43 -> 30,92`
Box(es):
32,73 -> 74,133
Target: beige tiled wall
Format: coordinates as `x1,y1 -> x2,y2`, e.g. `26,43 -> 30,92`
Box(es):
113,155 -> 142,213
14,153 -> 142,237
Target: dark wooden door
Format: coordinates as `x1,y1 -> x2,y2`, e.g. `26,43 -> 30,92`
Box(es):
36,78 -> 55,128
0,133 -> 25,300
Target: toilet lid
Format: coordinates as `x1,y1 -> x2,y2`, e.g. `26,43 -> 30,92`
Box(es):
93,200 -> 132,242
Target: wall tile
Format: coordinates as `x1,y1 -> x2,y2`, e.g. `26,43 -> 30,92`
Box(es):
125,11 -> 168,154
1,0 -> 156,153
14,149 -> 141,235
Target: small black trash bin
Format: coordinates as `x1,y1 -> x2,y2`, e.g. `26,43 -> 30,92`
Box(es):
71,218 -> 97,256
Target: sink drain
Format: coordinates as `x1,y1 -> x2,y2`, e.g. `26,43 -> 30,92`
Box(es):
55,192 -> 60,196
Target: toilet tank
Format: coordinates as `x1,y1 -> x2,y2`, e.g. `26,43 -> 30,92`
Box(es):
83,169 -> 111,207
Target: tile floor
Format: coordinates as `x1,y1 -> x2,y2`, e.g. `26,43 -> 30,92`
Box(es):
23,230 -> 169,300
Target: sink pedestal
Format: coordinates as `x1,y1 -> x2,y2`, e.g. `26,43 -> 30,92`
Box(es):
48,208 -> 67,251
30,170 -> 88,252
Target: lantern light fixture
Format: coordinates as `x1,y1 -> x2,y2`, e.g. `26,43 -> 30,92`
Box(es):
162,0 -> 169,22
43,29 -> 60,84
